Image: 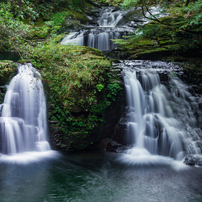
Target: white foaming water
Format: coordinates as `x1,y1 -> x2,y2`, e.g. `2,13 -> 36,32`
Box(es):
0,63 -> 55,162
98,8 -> 123,27
61,32 -> 84,46
0,151 -> 60,164
88,32 -> 120,51
61,8 -> 123,51
118,60 -> 202,165
117,148 -> 190,171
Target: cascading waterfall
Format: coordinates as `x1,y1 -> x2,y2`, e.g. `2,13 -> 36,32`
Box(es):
0,63 -> 50,156
87,32 -> 121,51
98,8 -> 123,27
61,8 -> 124,51
119,60 -> 202,162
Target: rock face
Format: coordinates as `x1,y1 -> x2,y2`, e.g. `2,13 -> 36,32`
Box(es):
112,112 -> 127,144
184,155 -> 202,166
100,138 -> 122,153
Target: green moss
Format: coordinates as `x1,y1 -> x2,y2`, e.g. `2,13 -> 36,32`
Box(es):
49,9 -> 89,29
0,60 -> 17,85
34,18 -> 44,27
116,15 -> 202,59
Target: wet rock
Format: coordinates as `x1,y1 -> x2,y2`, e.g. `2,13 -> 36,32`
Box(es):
106,140 -> 122,153
100,138 -> 109,149
112,114 -> 127,144
106,142 -> 117,152
100,138 -> 122,153
196,140 -> 202,149
184,155 -> 196,166
56,142 -> 61,147
184,154 -> 202,166
49,121 -> 59,124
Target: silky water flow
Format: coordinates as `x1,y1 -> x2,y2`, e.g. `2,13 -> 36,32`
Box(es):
0,63 -> 50,156
61,8 -> 124,51
118,60 -> 202,163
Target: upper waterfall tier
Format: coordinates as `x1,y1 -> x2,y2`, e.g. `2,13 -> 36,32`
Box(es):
119,60 -> 202,161
0,63 -> 50,155
98,8 -> 123,27
61,7 -> 126,52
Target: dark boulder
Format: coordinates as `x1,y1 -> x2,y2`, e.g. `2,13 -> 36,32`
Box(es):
184,154 -> 202,166
106,140 -> 122,153
100,138 -> 122,153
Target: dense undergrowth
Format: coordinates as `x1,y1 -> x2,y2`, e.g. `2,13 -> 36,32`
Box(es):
0,0 -> 97,52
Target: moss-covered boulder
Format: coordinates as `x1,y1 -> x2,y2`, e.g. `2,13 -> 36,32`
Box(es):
115,15 -> 202,60
21,43 -> 124,151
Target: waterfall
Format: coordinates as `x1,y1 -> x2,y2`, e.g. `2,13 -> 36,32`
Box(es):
61,8 -> 124,52
0,63 -> 50,156
98,8 -> 123,27
119,60 -> 202,161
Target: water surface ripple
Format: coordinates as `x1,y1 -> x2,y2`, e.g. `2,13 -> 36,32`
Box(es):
0,151 -> 202,202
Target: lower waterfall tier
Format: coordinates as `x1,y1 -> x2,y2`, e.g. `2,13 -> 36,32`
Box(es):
119,60 -> 202,160
0,63 -> 50,155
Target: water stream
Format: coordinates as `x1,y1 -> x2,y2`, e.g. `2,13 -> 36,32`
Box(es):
117,60 -> 202,164
0,151 -> 202,202
0,63 -> 58,162
61,8 -> 129,52
60,6 -> 166,53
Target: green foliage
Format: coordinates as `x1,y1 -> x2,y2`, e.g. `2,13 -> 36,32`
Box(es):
49,12 -> 68,26
92,0 -> 123,6
180,1 -> 202,28
114,0 -> 202,57
2,0 -> 85,21
0,0 -> 93,53
96,84 -> 105,92
7,0 -> 39,20
107,81 -> 122,101
0,61 -> 17,85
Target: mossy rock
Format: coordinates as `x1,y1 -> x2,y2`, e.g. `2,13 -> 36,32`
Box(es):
21,41 -> 123,151
117,15 -> 201,59
0,60 -> 17,85
25,44 -> 111,112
